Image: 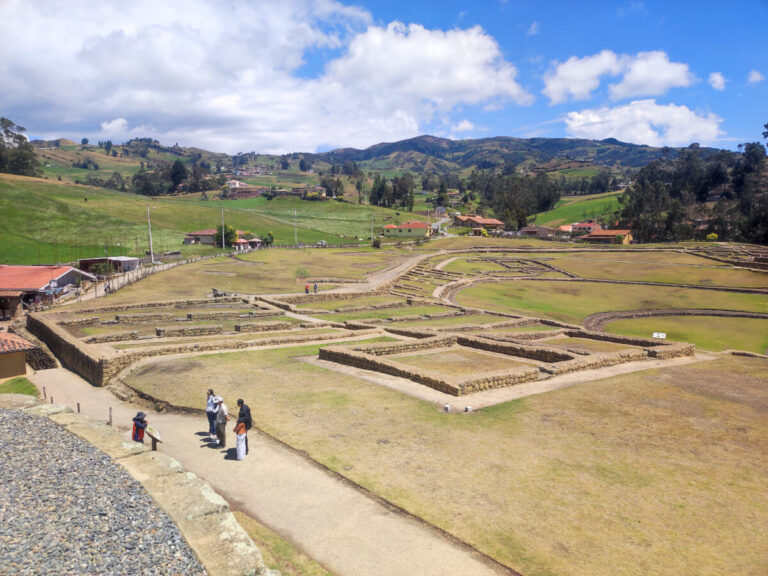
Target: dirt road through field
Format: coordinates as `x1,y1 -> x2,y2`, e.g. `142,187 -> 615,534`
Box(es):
27,367 -> 508,576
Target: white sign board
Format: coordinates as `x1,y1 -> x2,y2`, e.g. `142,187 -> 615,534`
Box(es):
652,332 -> 666,339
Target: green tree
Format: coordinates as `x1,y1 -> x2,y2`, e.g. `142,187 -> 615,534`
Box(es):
299,158 -> 310,171
214,224 -> 236,248
0,117 -> 41,177
81,137 -> 89,145
169,160 -> 188,192
434,180 -> 448,207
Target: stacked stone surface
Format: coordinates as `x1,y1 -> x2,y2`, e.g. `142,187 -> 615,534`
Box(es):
0,409 -> 205,576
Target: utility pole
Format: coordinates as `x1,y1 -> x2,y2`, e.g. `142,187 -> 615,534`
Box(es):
146,204 -> 155,264
221,208 -> 225,250
370,210 -> 373,242
294,209 -> 297,245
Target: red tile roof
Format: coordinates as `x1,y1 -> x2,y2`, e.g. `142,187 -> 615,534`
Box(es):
0,266 -> 75,291
399,221 -> 430,229
382,224 -> 398,229
470,216 -> 504,225
583,229 -> 631,237
0,332 -> 37,354
0,291 -> 23,297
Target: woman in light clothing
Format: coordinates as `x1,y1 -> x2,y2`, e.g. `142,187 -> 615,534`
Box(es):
234,420 -> 247,460
214,396 -> 228,447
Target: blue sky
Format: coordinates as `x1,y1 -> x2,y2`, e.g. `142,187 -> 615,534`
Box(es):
1,0 -> 765,153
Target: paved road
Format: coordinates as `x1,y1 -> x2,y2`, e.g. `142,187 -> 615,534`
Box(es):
28,368 -> 508,576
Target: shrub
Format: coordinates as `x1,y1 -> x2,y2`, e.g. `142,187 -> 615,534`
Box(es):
706,232 -> 718,242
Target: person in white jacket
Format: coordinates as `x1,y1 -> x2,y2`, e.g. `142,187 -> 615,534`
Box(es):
213,396 -> 228,447
205,389 -> 217,439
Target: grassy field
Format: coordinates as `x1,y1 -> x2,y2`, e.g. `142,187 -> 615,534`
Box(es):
124,345 -> 768,576
392,346 -> 530,375
294,294 -> 405,311
537,336 -> 642,354
533,192 -> 622,227
66,248 -> 407,306
532,251 -> 768,288
605,316 -> 768,354
0,376 -> 37,395
441,257 -> 510,275
0,174 -> 412,264
455,280 -> 768,324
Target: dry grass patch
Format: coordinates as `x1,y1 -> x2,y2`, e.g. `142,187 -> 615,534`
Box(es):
537,336 -> 643,354
391,346 -> 533,376
125,349 -> 768,576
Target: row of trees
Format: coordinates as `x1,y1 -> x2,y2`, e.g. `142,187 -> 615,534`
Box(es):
620,131 -> 767,243
469,170 -> 561,229
369,173 -> 415,210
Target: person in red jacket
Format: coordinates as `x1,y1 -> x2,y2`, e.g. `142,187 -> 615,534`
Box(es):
132,412 -> 148,443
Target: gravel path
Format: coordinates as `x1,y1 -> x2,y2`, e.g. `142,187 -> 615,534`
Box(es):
0,408 -> 205,576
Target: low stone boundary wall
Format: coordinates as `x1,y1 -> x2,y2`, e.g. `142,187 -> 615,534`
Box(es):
299,320 -> 345,329
235,321 -> 293,333
116,313 -> 177,323
320,337 -> 540,396
435,317 -> 538,333
68,296 -> 245,315
9,325 -> 59,370
456,335 -> 574,363
156,325 -> 223,337
58,316 -> 100,327
27,313 -> 104,385
647,342 -> 696,359
383,326 -> 437,339
187,310 -> 281,321
85,331 -> 139,344
541,349 -> 648,376
583,308 -> 768,332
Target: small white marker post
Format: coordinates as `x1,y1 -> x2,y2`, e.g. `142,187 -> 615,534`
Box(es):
652,332 -> 667,340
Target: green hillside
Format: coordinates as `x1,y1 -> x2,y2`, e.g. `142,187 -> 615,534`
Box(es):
533,191 -> 622,227
0,174 -> 402,265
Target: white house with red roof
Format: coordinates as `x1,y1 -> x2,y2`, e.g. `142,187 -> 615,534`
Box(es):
382,220 -> 433,238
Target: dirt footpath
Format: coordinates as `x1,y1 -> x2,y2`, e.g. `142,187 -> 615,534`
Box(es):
27,368 -> 508,576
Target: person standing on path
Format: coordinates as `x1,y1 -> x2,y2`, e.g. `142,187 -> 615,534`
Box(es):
236,399 -> 252,455
313,282 -> 318,294
234,420 -> 247,460
131,412 -> 148,443
305,283 -> 310,294
214,396 -> 228,448
205,389 -> 217,439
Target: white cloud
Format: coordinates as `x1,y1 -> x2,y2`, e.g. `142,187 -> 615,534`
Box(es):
747,69 -> 765,83
564,99 -> 722,147
608,51 -> 694,99
543,50 -> 693,104
708,72 -> 726,91
526,22 -> 539,36
0,1 -> 530,154
452,120 -> 476,132
543,50 -> 622,104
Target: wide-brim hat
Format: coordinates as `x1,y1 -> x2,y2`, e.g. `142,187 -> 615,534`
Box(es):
136,411 -> 146,419
214,396 -> 223,403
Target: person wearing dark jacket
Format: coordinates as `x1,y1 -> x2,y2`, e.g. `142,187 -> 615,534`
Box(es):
132,412 -> 148,443
236,399 -> 252,455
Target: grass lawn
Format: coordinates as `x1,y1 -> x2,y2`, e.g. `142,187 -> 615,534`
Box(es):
393,313 -> 508,329
455,280 -> 768,324
605,316 -> 768,354
0,376 -> 37,395
544,253 -> 768,288
533,192 -> 622,227
124,347 -> 768,576
441,258 -> 510,275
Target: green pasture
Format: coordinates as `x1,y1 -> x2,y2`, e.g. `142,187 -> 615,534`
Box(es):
441,257 -> 510,275
0,376 -> 37,396
605,316 -> 768,354
545,253 -> 766,288
455,280 -> 768,324
533,192 -> 622,227
124,343 -> 768,576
